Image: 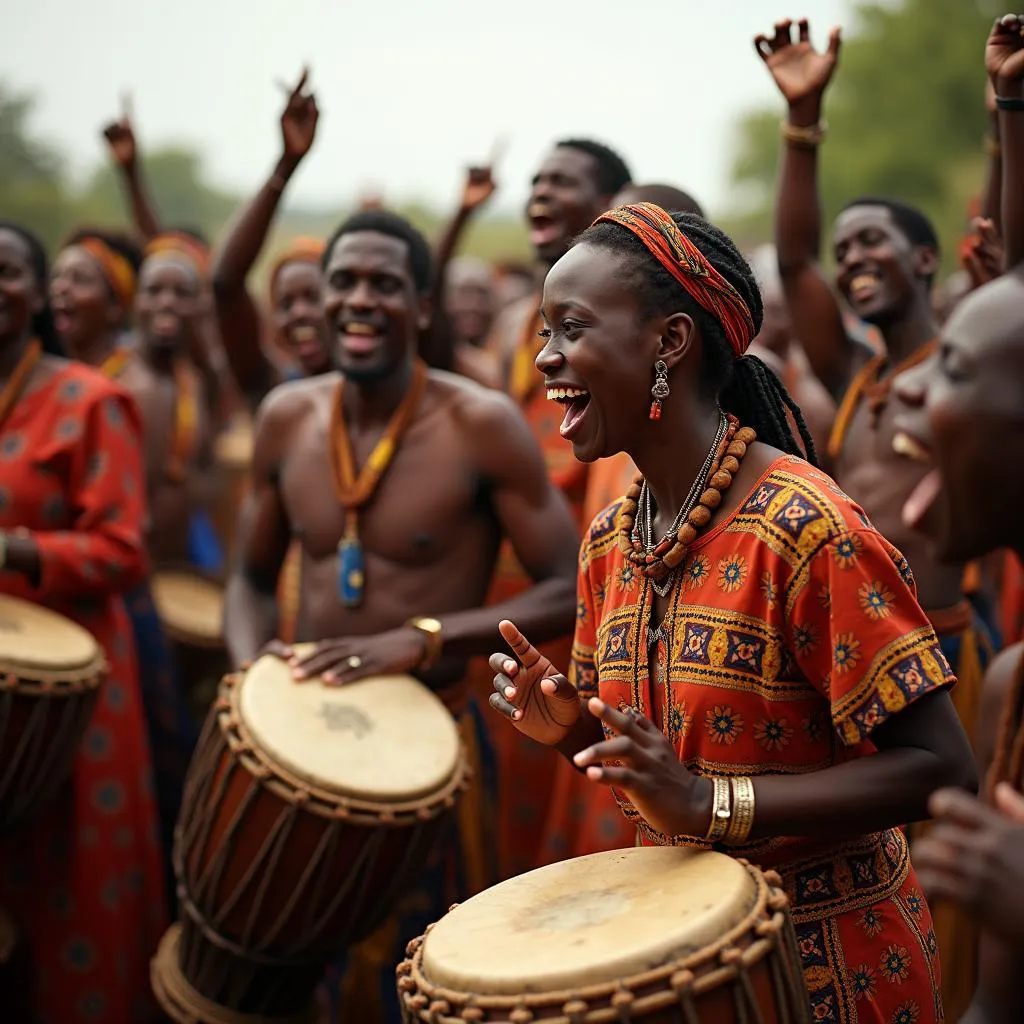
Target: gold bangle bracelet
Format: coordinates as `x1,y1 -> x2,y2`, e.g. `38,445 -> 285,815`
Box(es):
704,776 -> 732,843
724,776 -> 756,846
781,119 -> 828,148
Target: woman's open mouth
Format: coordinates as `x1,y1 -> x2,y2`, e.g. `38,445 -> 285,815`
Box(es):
547,385 -> 592,440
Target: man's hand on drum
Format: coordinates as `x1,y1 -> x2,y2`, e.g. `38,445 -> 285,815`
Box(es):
913,782 -> 1024,946
488,620 -> 581,746
287,629 -> 428,685
573,699 -> 713,840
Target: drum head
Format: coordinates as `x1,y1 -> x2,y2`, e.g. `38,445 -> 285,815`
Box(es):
238,653 -> 461,803
421,847 -> 755,995
0,594 -> 99,674
151,573 -> 224,644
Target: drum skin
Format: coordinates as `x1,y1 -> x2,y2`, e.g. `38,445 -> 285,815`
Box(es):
396,848 -> 812,1024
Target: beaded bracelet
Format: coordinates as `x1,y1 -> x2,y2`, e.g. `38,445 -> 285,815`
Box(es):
781,120 -> 828,148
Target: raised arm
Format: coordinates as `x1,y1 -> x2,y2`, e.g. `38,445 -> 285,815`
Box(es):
223,389 -> 296,665
102,98 -> 162,242
988,15 -> 1024,268
433,162 -> 498,304
3,387 -> 148,597
756,18 -> 852,397
210,70 -> 319,404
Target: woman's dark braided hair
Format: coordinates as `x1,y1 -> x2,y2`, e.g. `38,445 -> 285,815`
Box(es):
577,211 -> 817,465
0,222 -> 64,356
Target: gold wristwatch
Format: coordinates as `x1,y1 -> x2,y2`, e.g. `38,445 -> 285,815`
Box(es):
407,617 -> 443,670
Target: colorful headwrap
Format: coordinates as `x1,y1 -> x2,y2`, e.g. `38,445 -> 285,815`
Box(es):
76,237 -> 138,312
593,203 -> 756,358
269,236 -> 325,299
145,231 -> 211,279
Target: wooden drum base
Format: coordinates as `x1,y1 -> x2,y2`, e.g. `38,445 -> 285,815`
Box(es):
151,923 -> 321,1024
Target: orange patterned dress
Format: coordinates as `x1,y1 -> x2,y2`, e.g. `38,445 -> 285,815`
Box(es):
572,455 -> 949,1024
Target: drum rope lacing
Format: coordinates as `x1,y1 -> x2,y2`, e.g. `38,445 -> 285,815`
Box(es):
395,863 -> 812,1024
173,671 -> 471,961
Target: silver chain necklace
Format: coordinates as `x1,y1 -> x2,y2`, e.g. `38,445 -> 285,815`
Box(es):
633,411 -> 728,597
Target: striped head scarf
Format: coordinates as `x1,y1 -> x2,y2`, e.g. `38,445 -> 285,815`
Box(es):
76,236 -> 138,312
593,203 -> 756,358
145,232 -> 211,279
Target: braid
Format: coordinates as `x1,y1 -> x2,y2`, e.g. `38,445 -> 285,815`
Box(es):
986,650 -> 1024,800
577,212 -> 817,465
724,355 -> 818,464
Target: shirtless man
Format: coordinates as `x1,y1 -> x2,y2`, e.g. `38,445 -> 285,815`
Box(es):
894,18 -> 1024,1021
223,207 -> 577,1022
757,17 -> 996,1017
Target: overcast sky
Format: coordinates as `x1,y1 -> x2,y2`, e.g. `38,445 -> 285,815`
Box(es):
7,0 -> 855,216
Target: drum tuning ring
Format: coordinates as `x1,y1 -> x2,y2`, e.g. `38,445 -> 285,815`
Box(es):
763,868 -> 782,887
562,998 -> 588,1022
509,1007 -> 535,1023
396,975 -> 415,992
611,988 -> 635,1008
405,936 -> 423,955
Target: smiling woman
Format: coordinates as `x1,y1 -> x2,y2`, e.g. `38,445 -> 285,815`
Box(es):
489,203 -> 976,1024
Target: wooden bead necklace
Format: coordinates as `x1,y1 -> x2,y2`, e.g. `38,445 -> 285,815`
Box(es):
617,414 -> 757,596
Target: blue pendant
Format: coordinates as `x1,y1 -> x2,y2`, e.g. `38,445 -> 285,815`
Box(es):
337,534 -> 365,607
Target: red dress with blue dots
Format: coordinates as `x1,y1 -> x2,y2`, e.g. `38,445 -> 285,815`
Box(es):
572,455 -> 949,1024
0,362 -> 167,1022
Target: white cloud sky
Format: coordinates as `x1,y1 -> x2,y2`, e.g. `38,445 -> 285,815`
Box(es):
7,0 -> 854,216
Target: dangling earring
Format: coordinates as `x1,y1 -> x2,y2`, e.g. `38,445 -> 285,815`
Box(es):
649,359 -> 669,421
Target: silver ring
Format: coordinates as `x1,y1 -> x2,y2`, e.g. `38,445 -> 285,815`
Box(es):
346,655 -> 362,670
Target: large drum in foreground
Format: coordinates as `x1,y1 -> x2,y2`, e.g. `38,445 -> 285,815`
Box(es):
0,594 -> 105,830
397,847 -> 811,1024
152,651 -> 469,1020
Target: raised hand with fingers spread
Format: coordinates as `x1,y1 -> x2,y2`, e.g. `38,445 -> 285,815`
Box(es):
754,17 -> 842,117
487,619 -> 581,747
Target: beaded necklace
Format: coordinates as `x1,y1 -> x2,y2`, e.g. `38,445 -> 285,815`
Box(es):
0,339 -> 42,432
617,415 -> 757,594
328,360 -> 428,607
99,345 -> 134,380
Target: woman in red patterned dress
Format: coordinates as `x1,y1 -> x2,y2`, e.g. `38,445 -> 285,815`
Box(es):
0,223 -> 166,1022
488,205 -> 977,1024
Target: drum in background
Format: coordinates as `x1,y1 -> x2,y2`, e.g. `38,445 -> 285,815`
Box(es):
397,846 -> 811,1024
151,570 -> 228,723
0,594 -> 106,830
212,414 -> 254,560
152,650 -> 469,1022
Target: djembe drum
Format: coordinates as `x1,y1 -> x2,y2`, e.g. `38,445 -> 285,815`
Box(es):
151,649 -> 470,1022
151,570 -> 228,722
0,593 -> 106,830
397,846 -> 811,1024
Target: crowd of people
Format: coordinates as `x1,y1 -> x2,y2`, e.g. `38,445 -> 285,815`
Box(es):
3,10 -> 1024,1024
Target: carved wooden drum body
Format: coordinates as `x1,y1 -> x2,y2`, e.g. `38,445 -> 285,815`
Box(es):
152,652 -> 469,1022
0,593 -> 105,830
397,847 -> 811,1024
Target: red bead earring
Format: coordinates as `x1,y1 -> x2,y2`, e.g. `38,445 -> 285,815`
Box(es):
649,359 -> 669,421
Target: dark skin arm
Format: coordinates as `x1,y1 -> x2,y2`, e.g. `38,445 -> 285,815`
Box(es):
989,15 -> 1024,269
210,70 -> 318,407
291,390 -> 580,683
757,18 -> 852,399
432,161 -> 498,302
223,389 -> 295,665
102,97 -> 161,242
982,82 -> 1003,227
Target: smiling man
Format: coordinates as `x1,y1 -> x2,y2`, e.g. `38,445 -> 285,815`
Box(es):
223,207 -> 579,1023
757,16 -> 998,1017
